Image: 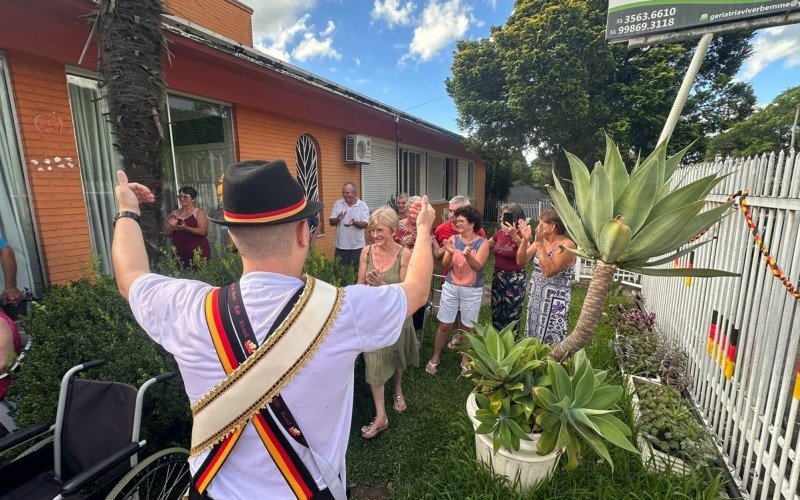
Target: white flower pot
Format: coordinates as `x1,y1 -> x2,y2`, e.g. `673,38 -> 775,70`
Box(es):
466,393 -> 561,490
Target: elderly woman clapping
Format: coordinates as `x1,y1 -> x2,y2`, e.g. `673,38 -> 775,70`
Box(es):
357,207 -> 419,438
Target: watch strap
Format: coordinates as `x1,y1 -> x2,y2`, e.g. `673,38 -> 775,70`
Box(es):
114,210 -> 141,226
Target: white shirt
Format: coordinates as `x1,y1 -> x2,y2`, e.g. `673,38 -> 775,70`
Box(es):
128,271 -> 407,499
330,198 -> 369,250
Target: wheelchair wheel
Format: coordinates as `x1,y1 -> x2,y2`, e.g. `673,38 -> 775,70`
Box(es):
106,447 -> 190,500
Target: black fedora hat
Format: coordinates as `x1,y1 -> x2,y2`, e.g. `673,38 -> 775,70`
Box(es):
208,159 -> 323,226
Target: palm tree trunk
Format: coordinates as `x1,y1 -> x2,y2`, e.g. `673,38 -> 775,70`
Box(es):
550,261 -> 617,362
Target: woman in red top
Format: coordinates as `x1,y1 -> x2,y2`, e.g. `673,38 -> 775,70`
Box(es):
489,203 -> 527,334
0,309 -> 22,400
163,186 -> 212,267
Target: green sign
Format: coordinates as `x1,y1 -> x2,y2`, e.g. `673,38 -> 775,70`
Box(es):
606,0 -> 800,42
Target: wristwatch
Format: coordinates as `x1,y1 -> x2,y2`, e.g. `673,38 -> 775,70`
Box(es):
113,210 -> 141,226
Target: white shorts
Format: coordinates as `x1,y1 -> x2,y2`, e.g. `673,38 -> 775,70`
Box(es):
437,280 -> 483,327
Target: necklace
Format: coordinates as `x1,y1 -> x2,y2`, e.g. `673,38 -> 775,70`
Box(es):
371,244 -> 400,274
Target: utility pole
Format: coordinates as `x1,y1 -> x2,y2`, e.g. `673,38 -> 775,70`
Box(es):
790,104 -> 800,151
658,33 -> 714,146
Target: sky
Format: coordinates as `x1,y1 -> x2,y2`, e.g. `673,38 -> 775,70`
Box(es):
240,0 -> 800,135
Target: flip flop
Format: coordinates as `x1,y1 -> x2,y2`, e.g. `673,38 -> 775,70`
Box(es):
447,334 -> 462,350
393,394 -> 407,412
361,419 -> 388,439
425,360 -> 439,375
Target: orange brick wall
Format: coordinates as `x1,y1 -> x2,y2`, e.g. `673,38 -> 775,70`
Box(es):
164,0 -> 253,46
6,51 -> 92,284
235,105 -> 489,258
235,105 -> 362,258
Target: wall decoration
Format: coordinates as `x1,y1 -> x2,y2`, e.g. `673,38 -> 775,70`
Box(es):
33,109 -> 64,135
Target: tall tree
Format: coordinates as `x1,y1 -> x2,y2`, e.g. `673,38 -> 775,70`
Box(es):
95,0 -> 168,252
706,85 -> 800,158
447,0 -> 755,181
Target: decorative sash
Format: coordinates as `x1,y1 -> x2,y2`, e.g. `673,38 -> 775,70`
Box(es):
190,276 -> 343,498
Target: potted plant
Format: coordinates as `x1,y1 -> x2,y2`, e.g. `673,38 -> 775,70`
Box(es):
461,323 -> 638,489
629,378 -> 718,475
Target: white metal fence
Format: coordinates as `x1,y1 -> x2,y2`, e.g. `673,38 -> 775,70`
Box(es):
641,150 -> 800,498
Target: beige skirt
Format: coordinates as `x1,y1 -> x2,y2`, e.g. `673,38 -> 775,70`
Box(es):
364,318 -> 419,386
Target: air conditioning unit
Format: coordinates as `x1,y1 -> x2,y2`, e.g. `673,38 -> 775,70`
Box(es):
344,134 -> 371,164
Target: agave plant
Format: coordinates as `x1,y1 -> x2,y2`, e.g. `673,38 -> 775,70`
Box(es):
464,322 -> 552,452
463,323 -> 637,471
534,351 -> 639,471
547,136 -> 739,361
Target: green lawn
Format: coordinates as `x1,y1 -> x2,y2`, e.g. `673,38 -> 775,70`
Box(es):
346,282 -> 725,499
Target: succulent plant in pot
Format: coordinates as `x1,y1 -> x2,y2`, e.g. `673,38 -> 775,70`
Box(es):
462,322 -> 638,485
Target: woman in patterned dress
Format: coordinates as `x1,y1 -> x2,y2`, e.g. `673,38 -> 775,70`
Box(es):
489,203 -> 527,334
357,207 -> 419,438
516,210 -> 576,344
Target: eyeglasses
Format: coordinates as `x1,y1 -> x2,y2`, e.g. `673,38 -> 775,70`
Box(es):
454,220 -> 467,226
177,195 -> 192,200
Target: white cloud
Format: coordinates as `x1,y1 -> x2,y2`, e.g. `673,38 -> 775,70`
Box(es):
294,30 -> 342,61
254,14 -> 310,61
739,25 -> 800,81
321,20 -> 336,36
406,0 -> 473,62
241,0 -> 316,39
354,57 -> 361,67
246,0 -> 341,63
371,0 -> 416,28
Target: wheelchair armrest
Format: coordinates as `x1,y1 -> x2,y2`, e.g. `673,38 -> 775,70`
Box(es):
0,422 -> 52,453
61,441 -> 142,497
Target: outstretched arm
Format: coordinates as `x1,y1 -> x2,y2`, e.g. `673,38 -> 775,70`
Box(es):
112,170 -> 155,300
0,246 -> 23,305
400,197 -> 435,318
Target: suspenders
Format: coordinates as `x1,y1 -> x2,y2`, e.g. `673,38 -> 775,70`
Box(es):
191,282 -> 328,499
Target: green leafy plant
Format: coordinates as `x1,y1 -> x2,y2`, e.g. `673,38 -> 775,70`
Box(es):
533,351 -> 639,471
462,323 -> 638,471
635,381 -> 718,466
548,136 -> 739,361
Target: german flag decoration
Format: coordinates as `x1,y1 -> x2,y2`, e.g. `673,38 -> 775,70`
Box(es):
707,310 -> 719,356
684,251 -> 695,288
794,363 -> 800,400
716,318 -> 730,368
724,327 -> 739,380
728,190 -> 800,300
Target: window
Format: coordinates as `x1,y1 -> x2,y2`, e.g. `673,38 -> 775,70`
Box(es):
68,77 -> 235,270
426,154 -> 445,202
399,149 -> 423,196
296,134 -> 322,235
0,56 -> 44,293
445,158 -> 458,199
457,160 -> 475,198
162,94 -> 235,247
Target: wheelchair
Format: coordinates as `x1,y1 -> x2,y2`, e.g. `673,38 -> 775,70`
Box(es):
0,360 -> 190,499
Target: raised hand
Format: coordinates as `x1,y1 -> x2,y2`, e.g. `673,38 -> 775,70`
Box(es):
463,244 -> 473,258
517,219 -> 532,241
500,221 -> 516,235
115,170 -> 154,213
443,237 -> 456,254
410,196 -> 436,229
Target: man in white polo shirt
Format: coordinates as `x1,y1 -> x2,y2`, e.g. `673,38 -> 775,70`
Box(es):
328,182 -> 369,272
112,160 -> 434,499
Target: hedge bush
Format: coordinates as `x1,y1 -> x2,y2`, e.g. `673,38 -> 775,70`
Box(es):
9,246 -> 356,450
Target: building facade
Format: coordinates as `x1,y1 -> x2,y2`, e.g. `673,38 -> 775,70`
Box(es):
0,0 -> 485,293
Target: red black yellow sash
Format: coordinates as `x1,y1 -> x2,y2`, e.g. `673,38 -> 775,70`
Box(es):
192,282 -> 320,499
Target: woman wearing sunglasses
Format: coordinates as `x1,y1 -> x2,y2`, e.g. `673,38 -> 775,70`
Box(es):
164,186 -> 212,267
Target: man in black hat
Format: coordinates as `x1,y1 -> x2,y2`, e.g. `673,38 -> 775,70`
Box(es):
112,160 -> 434,499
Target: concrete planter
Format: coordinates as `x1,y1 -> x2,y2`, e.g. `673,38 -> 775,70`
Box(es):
628,376 -> 693,476
466,392 -> 561,490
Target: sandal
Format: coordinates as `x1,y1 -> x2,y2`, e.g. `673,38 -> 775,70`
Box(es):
447,334 -> 462,350
393,394 -> 407,412
425,360 -> 439,375
360,418 -> 388,439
